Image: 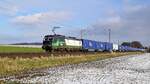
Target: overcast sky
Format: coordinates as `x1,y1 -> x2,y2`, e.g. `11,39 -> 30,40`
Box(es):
0,0 -> 149,46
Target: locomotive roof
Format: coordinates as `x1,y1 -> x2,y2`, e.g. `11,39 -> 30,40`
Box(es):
45,35 -> 65,37
44,34 -> 81,40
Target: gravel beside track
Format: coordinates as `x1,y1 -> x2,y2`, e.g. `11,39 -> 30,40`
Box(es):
2,53 -> 150,84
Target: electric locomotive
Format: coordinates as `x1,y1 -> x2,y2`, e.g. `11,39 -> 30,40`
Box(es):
42,34 -> 82,52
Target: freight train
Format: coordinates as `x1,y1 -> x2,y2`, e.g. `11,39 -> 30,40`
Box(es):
42,34 -> 145,52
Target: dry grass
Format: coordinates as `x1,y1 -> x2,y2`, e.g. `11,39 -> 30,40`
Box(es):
0,52 -> 142,77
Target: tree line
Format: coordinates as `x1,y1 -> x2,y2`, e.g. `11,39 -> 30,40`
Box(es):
121,41 -> 150,52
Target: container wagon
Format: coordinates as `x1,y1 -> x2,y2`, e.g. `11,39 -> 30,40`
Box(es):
82,39 -> 105,51
104,42 -> 113,52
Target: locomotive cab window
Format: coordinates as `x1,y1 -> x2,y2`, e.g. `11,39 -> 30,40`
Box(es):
44,36 -> 54,41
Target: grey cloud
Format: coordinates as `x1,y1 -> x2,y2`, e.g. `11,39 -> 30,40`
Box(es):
84,5 -> 150,46
11,11 -> 72,26
9,11 -> 73,42
8,11 -> 73,43
0,1 -> 18,16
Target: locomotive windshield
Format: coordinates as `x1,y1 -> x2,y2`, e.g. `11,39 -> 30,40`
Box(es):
43,36 -> 52,41
43,36 -> 53,45
42,35 -> 66,52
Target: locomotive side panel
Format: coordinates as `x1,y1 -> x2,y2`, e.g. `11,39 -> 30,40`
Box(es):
65,39 -> 82,47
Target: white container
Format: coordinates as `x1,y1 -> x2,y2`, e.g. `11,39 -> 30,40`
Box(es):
113,44 -> 119,51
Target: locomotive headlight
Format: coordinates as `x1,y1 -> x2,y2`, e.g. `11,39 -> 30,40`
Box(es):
60,43 -> 63,46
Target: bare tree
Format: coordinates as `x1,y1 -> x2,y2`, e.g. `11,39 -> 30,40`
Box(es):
131,41 -> 143,48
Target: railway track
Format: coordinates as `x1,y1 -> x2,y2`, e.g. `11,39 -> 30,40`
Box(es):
0,52 -> 106,58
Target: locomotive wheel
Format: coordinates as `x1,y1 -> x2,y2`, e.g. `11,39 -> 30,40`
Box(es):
45,49 -> 51,53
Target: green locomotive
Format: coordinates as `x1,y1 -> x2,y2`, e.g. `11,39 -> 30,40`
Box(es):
42,35 -> 82,52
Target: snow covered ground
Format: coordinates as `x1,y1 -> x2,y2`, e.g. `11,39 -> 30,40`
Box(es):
6,53 -> 150,84
0,45 -> 42,48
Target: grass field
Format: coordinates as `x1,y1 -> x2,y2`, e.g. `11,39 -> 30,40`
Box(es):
0,52 -> 142,77
0,46 -> 43,53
